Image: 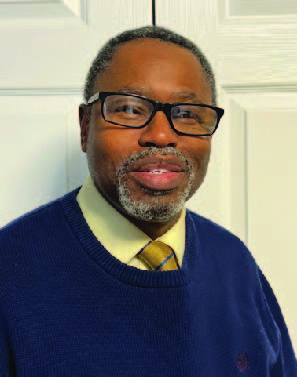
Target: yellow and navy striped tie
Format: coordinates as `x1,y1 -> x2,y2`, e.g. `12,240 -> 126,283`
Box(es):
137,241 -> 179,271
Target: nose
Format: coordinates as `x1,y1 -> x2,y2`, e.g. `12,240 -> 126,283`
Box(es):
138,110 -> 179,148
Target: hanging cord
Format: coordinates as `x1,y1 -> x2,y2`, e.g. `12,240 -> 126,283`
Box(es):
152,0 -> 156,25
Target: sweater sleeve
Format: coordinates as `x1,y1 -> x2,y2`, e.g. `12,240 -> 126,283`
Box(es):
257,267 -> 297,376
0,307 -> 13,376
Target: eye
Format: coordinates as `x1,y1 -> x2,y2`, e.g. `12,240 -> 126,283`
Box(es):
172,106 -> 201,122
176,110 -> 194,118
115,105 -> 142,115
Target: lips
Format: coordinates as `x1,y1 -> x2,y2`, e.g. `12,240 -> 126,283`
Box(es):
134,163 -> 182,172
128,157 -> 187,191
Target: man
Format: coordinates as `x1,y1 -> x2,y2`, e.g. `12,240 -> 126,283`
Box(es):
0,25 -> 296,376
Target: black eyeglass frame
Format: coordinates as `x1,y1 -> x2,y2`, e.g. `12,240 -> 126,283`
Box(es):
87,91 -> 225,136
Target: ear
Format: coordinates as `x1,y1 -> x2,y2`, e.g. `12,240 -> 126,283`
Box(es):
79,104 -> 90,153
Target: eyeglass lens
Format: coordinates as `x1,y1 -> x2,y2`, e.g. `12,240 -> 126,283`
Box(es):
103,95 -> 218,135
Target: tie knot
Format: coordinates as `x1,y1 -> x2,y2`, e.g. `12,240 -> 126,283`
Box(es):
137,241 -> 179,271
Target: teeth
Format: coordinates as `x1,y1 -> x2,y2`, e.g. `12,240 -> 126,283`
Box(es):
148,169 -> 170,174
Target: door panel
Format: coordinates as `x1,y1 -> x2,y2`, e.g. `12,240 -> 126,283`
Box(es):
158,0 -> 297,352
0,0 -> 151,226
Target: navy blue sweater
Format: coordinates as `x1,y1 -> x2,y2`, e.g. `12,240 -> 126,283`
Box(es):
0,188 -> 296,376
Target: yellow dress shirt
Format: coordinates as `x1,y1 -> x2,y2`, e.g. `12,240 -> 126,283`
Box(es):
76,174 -> 185,270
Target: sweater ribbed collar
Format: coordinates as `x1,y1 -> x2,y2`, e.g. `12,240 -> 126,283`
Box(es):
61,188 -> 200,288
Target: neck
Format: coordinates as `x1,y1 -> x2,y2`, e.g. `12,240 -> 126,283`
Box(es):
125,211 -> 182,240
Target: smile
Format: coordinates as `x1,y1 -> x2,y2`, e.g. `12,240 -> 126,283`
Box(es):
129,170 -> 185,191
146,169 -> 171,174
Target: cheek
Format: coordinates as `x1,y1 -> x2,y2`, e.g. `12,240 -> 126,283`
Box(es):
187,138 -> 211,170
88,136 -> 117,180
86,127 -> 139,182
186,139 -> 212,188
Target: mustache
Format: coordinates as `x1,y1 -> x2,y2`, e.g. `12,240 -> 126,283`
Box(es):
116,147 -> 194,178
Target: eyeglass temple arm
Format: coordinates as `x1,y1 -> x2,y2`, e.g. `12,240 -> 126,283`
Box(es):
87,92 -> 100,105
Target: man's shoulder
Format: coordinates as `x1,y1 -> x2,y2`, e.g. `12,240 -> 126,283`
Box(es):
186,208 -> 250,256
0,188 -> 80,243
186,209 -> 261,290
186,208 -> 242,241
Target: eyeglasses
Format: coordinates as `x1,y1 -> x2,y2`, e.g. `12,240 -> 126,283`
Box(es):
87,91 -> 224,136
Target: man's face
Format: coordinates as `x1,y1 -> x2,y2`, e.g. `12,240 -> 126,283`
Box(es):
81,39 -> 213,226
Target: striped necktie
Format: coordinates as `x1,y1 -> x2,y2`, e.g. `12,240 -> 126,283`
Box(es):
137,241 -> 179,271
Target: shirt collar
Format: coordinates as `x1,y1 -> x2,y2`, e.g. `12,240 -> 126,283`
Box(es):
76,174 -> 185,267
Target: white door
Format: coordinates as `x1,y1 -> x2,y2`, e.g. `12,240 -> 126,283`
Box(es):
0,0 -> 151,225
157,0 -> 297,352
0,0 -> 296,353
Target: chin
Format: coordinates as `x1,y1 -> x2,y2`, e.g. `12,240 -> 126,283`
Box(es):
118,186 -> 187,223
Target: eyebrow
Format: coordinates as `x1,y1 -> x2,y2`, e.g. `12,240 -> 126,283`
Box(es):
117,86 -> 205,104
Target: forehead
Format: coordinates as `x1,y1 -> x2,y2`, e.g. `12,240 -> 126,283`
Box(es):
96,38 -> 211,103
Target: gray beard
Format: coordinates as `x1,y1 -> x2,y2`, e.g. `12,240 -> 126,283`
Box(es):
116,147 -> 196,222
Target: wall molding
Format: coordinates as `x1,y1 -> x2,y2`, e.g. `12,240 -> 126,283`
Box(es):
80,0 -> 88,24
0,1 -> 58,3
0,0 -> 89,25
218,0 -> 297,26
2,84 -> 296,97
222,84 -> 297,93
0,88 -> 83,96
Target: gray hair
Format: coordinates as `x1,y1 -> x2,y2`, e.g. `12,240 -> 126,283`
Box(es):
83,25 -> 217,107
